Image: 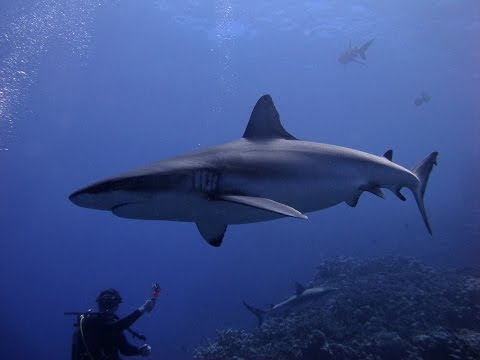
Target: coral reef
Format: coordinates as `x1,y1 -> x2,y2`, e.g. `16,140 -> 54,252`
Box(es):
194,257 -> 480,360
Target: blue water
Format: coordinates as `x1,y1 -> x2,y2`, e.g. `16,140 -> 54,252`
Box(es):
0,1 -> 478,359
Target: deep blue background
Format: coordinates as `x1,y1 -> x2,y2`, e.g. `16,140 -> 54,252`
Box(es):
0,1 -> 479,359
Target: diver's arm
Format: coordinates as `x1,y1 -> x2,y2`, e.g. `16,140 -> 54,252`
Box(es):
109,309 -> 143,332
109,298 -> 155,331
118,332 -> 141,356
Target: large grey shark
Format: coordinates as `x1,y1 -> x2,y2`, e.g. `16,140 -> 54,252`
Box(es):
243,283 -> 337,327
69,94 -> 438,247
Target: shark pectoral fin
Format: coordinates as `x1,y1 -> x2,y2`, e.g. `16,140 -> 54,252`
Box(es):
295,282 -> 306,295
196,222 -> 227,247
359,185 -> 385,199
216,194 -> 308,219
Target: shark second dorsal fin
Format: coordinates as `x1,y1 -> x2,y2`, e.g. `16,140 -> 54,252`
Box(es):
295,282 -> 306,295
242,95 -> 297,141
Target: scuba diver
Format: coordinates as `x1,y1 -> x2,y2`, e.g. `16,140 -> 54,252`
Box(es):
69,284 -> 161,360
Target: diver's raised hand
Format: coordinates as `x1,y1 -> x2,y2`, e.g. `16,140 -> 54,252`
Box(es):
139,298 -> 155,314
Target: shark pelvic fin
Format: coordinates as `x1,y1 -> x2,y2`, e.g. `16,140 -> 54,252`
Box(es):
216,194 -> 308,219
196,222 -> 227,247
359,185 -> 385,199
295,282 -> 306,295
346,192 -> 361,207
382,149 -> 393,161
243,95 -> 297,140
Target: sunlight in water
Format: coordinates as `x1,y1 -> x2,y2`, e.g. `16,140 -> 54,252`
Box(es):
212,0 -> 238,113
0,0 -> 107,151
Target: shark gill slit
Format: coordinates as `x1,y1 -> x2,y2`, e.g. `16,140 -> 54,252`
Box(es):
193,170 -> 219,194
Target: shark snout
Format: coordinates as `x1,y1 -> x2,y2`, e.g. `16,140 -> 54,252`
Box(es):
69,187 -> 101,209
69,182 -> 119,210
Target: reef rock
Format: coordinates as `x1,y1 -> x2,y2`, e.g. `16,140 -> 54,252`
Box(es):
194,256 -> 480,360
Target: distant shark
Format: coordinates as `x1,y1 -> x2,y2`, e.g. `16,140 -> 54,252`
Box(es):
243,283 -> 337,326
338,39 -> 375,65
69,94 -> 438,247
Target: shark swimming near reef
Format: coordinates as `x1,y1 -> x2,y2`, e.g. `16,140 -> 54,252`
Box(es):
69,94 -> 438,247
338,39 -> 375,65
243,283 -> 337,326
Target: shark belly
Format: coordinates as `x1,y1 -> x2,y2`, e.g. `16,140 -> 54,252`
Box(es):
216,171 -> 360,224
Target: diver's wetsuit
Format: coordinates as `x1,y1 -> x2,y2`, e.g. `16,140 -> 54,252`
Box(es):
73,309 -> 143,360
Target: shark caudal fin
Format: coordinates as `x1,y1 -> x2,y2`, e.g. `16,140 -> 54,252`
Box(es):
358,39 -> 374,60
243,301 -> 266,327
411,152 -> 439,235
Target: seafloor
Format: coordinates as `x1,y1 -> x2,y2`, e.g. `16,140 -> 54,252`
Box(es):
194,256 -> 480,360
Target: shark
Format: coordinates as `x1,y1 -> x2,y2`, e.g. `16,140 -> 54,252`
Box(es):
243,283 -> 338,327
338,39 -> 375,65
69,94 -> 438,247
414,91 -> 431,107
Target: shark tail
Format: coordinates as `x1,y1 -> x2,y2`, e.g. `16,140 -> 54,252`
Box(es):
358,39 -> 374,60
243,301 -> 265,327
411,152 -> 439,234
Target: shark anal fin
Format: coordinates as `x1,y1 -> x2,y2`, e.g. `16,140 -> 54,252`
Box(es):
295,282 -> 306,295
216,194 -> 308,220
382,149 -> 393,161
395,188 -> 407,201
196,222 -> 227,247
243,95 -> 297,141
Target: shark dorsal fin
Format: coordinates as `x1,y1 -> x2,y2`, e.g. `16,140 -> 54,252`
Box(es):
295,282 -> 306,295
242,95 -> 296,140
382,149 -> 393,161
